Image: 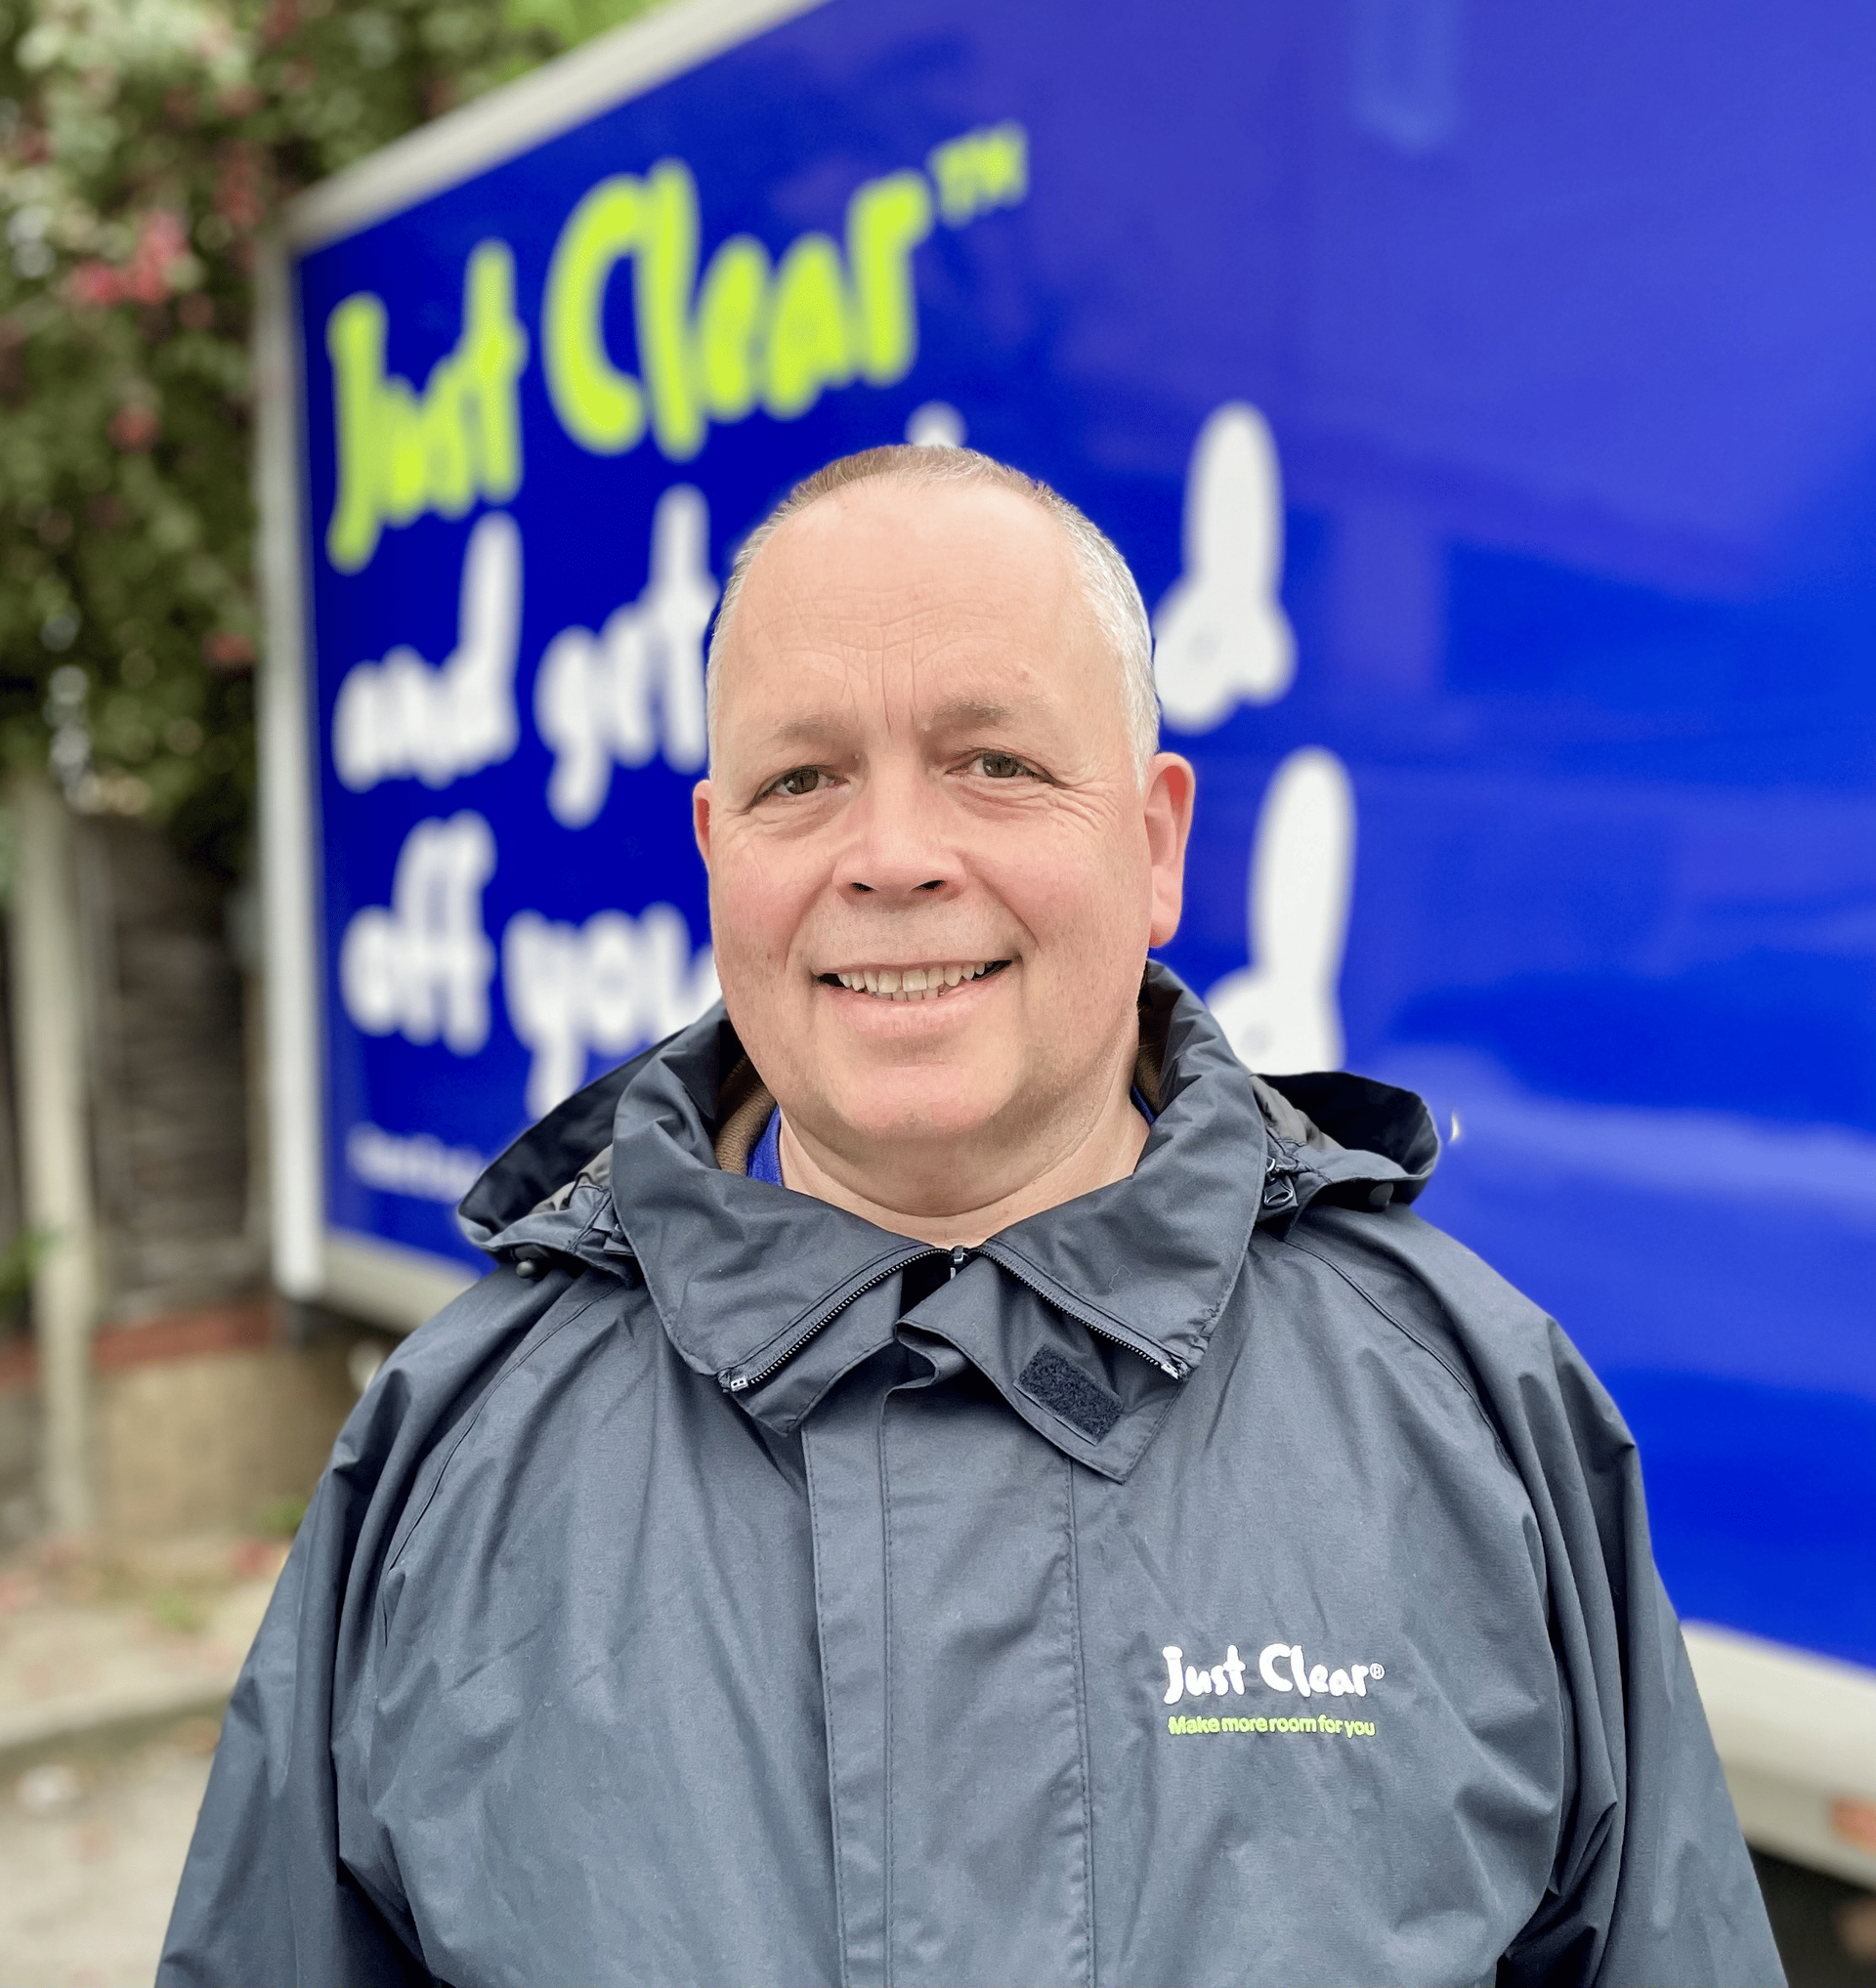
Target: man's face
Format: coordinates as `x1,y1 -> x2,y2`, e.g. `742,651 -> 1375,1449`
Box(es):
695,478 -> 1193,1194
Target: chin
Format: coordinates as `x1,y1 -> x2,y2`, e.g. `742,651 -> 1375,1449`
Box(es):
829,1071 -> 1010,1146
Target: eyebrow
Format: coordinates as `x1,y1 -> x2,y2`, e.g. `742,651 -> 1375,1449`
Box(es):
744,697 -> 1036,755
919,698 -> 1023,732
750,717 -> 847,753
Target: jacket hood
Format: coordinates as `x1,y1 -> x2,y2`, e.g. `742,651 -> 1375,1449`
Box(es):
457,963 -> 1437,1476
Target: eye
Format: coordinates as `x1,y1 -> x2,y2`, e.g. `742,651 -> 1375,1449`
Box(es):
769,767 -> 826,798
972,751 -> 1032,781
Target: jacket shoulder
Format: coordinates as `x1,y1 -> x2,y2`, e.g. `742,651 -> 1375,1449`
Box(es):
326,1264 -> 619,1569
1276,1203 -> 1577,1431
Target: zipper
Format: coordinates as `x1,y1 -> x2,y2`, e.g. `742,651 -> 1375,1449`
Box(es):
723,1247 -> 937,1394
977,1244 -> 1189,1380
725,1241 -> 1190,1396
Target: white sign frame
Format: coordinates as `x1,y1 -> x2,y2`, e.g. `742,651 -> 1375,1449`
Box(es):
255,0 -> 827,1328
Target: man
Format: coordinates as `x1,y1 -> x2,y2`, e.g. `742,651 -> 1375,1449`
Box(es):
162,446 -> 1782,1987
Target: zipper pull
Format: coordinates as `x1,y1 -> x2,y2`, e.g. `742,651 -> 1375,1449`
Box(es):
949,1245 -> 970,1279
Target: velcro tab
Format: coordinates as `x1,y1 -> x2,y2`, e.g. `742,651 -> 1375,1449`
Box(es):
1019,1348 -> 1123,1441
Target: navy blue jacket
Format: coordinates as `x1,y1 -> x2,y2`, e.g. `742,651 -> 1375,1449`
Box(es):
160,967 -> 1782,1986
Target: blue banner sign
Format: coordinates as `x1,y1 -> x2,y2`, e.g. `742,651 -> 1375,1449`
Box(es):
266,0 -> 1876,1687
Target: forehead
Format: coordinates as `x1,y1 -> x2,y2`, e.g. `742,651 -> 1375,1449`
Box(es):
716,478 -> 1102,726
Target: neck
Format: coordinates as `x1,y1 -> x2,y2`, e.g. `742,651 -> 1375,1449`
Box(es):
775,1072 -> 1150,1248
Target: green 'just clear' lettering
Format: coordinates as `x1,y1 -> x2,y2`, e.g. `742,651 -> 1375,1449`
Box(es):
325,240 -> 529,575
541,157 -> 950,460
321,126 -> 1027,573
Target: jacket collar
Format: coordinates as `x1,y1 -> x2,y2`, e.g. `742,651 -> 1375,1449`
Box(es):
465,963 -> 1437,1480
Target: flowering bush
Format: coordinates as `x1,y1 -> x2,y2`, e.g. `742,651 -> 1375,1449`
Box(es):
0,0 -> 654,871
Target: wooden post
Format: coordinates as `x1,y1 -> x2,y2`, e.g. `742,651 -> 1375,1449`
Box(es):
8,772 -> 99,1535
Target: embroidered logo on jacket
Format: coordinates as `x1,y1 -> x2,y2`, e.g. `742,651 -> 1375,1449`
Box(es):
1161,1641 -> 1383,1704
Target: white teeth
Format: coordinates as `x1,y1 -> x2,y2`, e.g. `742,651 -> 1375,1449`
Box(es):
828,961 -> 997,999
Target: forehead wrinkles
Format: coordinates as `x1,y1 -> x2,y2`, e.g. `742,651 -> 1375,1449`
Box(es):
728,562 -> 1078,740
714,480 -> 1118,755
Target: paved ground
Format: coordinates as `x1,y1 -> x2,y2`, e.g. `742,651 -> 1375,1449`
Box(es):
0,1534 -> 285,1987
0,1720 -> 216,1988
0,1536 -> 283,1756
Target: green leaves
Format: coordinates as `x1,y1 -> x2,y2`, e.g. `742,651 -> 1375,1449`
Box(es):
0,0 -> 661,873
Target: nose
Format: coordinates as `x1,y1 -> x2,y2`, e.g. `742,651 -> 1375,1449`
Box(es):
837,768 -> 960,904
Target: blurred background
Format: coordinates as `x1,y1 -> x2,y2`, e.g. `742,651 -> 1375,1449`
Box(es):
0,0 -> 1873,1981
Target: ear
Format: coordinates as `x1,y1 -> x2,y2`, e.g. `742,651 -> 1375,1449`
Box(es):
693,779 -> 714,871
1143,752 -> 1197,948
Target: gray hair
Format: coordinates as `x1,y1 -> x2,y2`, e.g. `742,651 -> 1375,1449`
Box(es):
705,444 -> 1161,779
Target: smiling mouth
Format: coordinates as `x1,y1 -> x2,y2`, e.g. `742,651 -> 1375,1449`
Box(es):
816,959 -> 1010,1002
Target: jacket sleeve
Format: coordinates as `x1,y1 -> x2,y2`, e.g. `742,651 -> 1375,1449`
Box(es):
156,1266 -> 574,1988
155,1462 -> 428,1988
1327,1208 -> 1786,1988
1493,1321 -> 1786,1988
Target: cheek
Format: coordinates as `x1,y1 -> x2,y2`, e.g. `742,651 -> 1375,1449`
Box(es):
983,814 -> 1151,954
708,838 -> 813,989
